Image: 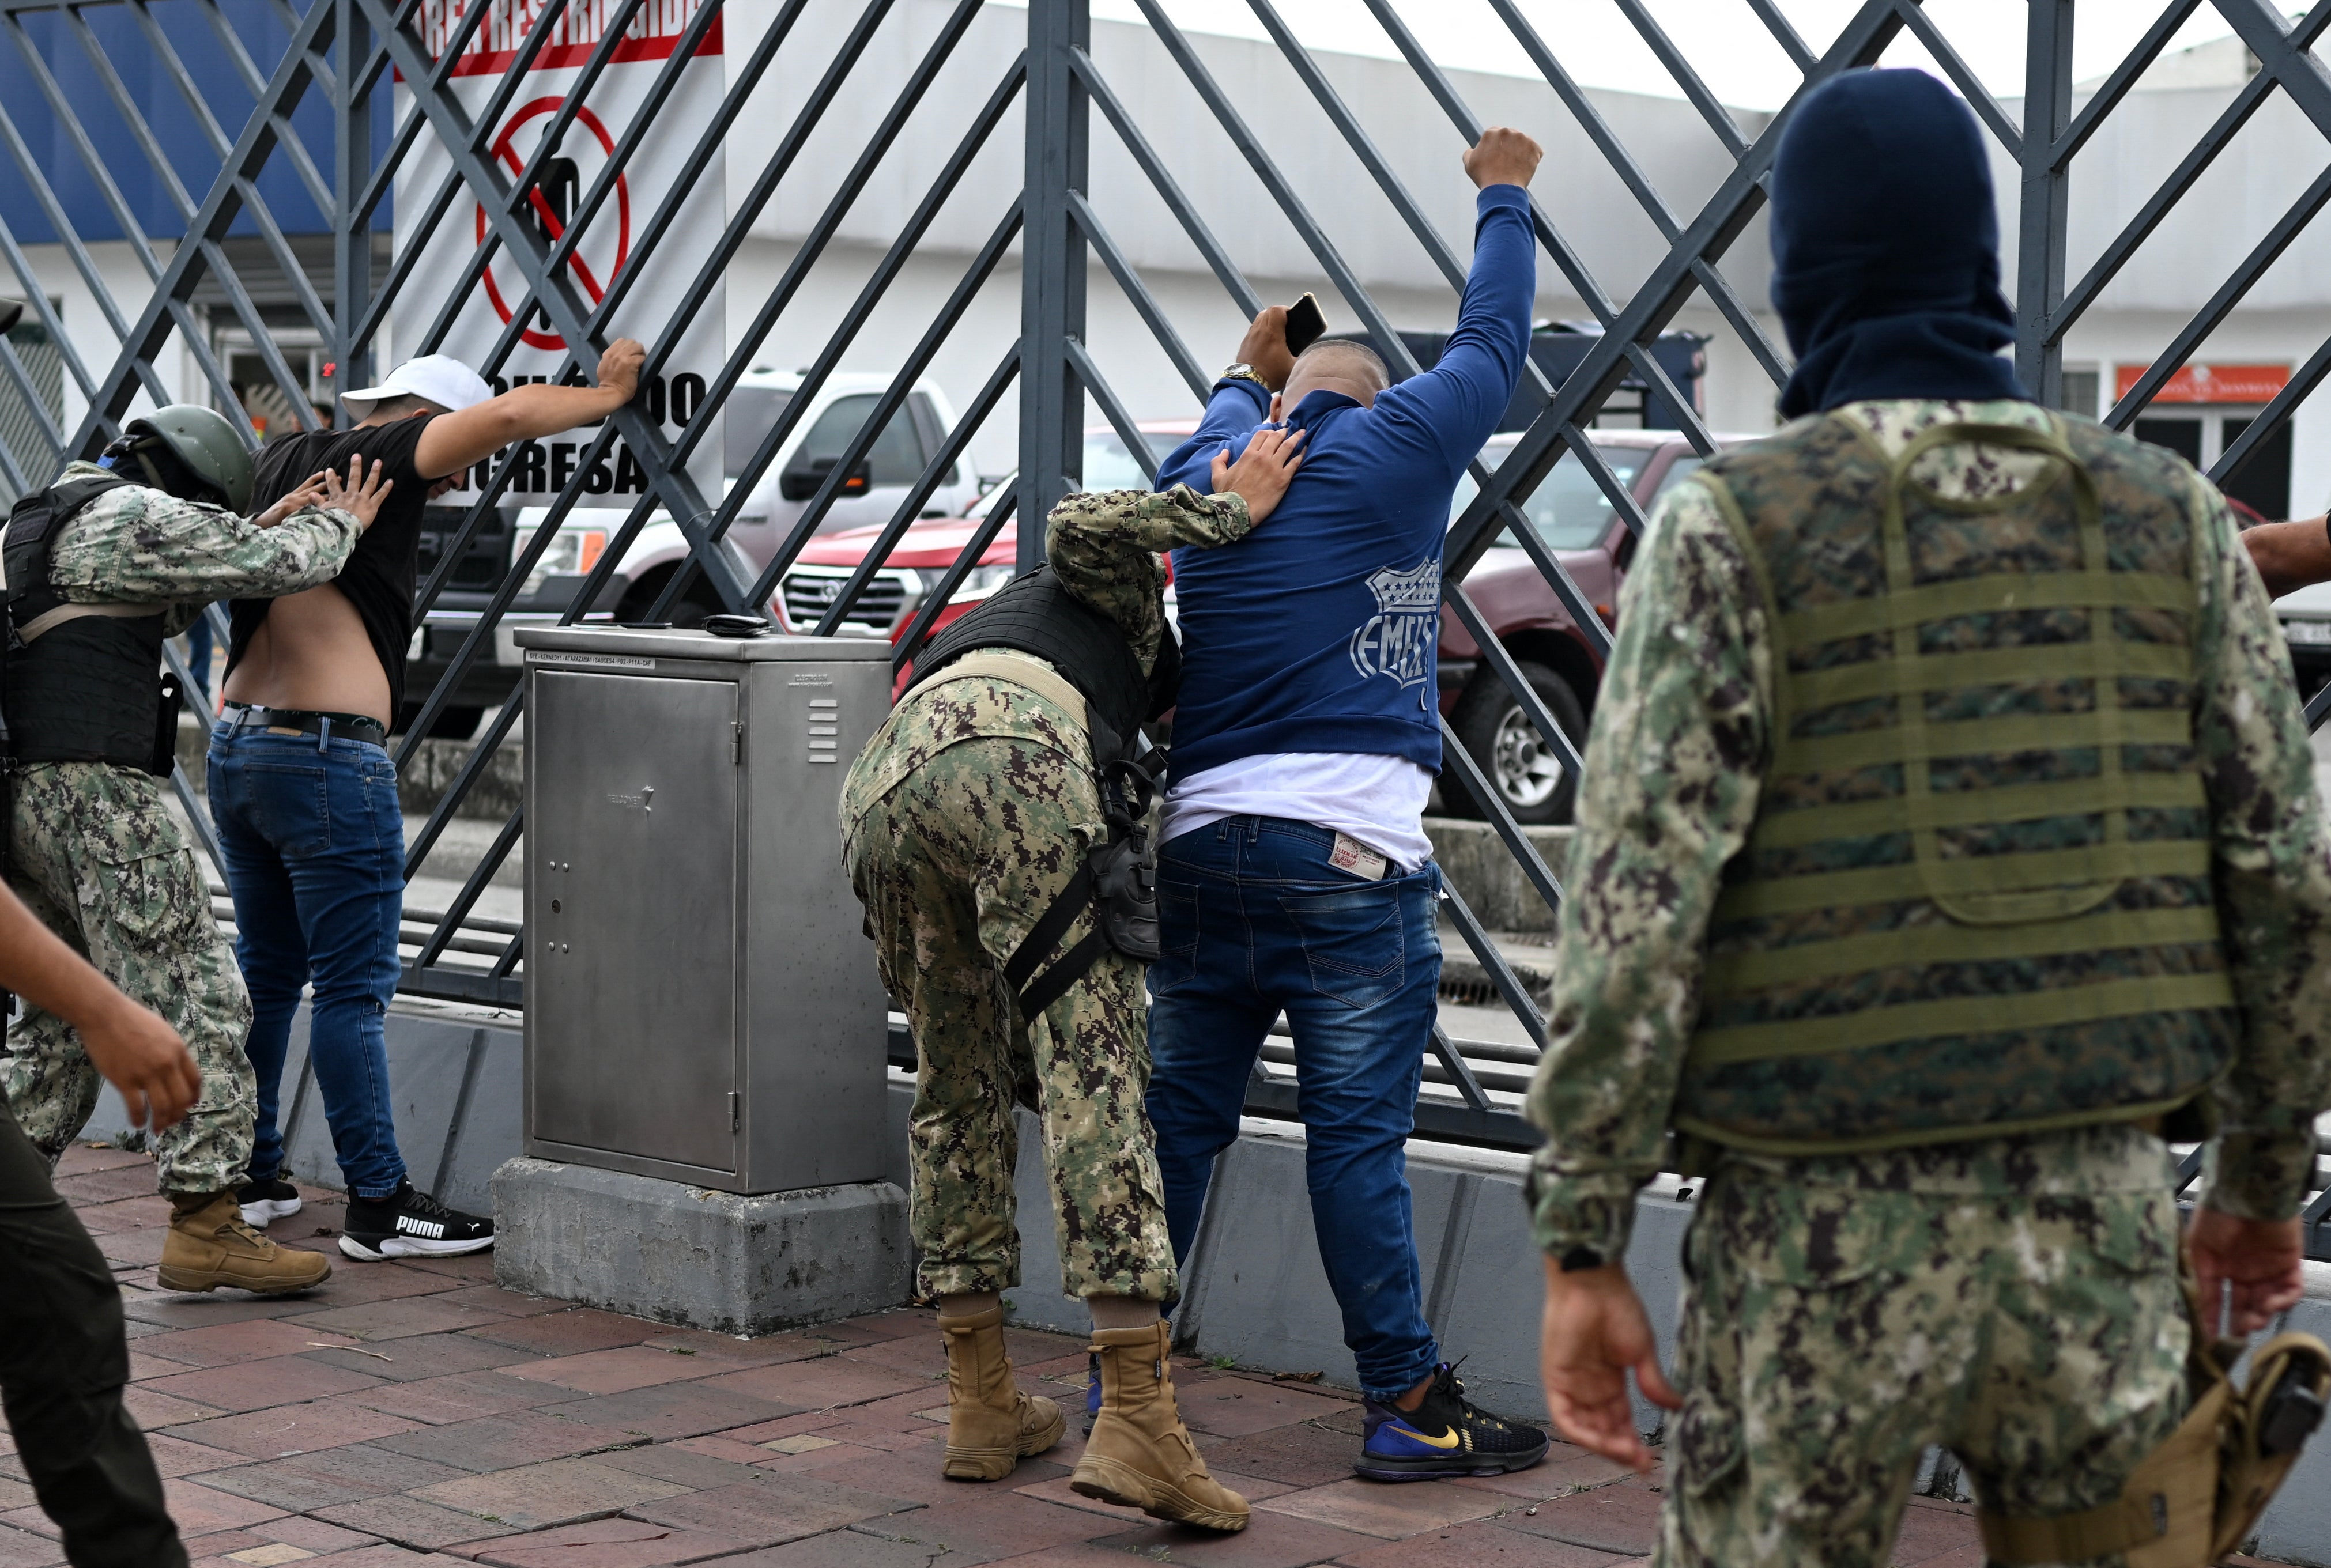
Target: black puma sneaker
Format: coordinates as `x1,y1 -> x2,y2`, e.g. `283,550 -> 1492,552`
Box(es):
340,1181 -> 494,1260
1355,1361 -> 1549,1480
235,1173 -> 303,1227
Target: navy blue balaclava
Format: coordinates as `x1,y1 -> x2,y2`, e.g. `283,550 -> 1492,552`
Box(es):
1770,68 -> 2030,417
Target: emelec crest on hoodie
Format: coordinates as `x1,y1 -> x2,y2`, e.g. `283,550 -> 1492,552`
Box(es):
1347,558 -> 1440,692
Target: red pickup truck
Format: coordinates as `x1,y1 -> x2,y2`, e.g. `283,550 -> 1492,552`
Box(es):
780,424 -> 1732,825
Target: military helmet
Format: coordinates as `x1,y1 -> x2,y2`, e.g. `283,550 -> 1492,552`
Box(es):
119,404 -> 255,512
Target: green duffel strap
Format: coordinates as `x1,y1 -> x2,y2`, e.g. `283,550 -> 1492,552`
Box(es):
1751,769 -> 2205,849
1702,903 -> 2222,993
1688,970 -> 2235,1067
1714,838 -> 2211,920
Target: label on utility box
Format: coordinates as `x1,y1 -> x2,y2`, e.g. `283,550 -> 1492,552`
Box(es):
525,652 -> 657,670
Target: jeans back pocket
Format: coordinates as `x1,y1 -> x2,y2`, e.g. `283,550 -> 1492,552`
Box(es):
1278,882 -> 1403,1008
243,763 -> 333,858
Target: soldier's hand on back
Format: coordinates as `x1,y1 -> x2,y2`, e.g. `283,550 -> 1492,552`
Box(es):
2186,1207 -> 2306,1336
319,458 -> 394,530
1210,426 -> 1307,525
597,337 -> 646,402
1465,126 -> 1543,191
252,470 -> 332,529
80,995 -> 201,1133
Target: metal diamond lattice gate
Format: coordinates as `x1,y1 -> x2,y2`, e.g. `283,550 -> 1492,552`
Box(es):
1,0 -> 2326,1245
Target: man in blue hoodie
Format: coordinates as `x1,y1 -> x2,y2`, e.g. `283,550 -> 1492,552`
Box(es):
1146,126 -> 1549,1480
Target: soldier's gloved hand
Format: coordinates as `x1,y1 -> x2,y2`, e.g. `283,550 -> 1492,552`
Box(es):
1211,426 -> 1307,524
1538,1254 -> 1679,1473
2187,1207 -> 2305,1336
80,995 -> 201,1133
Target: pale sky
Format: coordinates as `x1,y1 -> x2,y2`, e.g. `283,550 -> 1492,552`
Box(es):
1027,0 -> 2254,114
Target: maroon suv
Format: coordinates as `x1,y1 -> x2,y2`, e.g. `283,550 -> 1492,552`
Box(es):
1438,429 -> 1741,824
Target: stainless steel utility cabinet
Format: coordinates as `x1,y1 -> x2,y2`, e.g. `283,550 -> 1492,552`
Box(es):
516,625 -> 890,1195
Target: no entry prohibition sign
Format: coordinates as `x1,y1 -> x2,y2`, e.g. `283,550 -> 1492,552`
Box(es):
477,97 -> 631,352
395,0 -> 726,508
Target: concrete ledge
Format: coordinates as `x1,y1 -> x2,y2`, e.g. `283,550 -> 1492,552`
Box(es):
82,999 -> 522,1218
491,1157 -> 911,1335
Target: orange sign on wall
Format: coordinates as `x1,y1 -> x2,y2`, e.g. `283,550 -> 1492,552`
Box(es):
2114,363 -> 2291,404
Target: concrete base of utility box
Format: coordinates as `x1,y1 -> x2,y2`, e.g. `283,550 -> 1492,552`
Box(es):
490,1157 -> 911,1335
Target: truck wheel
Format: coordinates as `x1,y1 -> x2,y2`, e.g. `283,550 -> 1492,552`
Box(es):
1448,661 -> 1586,826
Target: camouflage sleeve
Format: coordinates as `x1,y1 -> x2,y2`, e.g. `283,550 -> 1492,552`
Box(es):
2184,471 -> 2331,1220
47,485 -> 361,606
1044,484 -> 1253,674
1522,477 -> 1775,1260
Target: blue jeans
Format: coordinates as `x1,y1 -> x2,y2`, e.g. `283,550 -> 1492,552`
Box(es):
1145,815 -> 1441,1401
207,720 -> 409,1199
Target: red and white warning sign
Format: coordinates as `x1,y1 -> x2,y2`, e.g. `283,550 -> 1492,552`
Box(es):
393,0 -> 725,507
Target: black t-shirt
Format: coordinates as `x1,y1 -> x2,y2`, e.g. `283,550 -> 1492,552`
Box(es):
228,415 -> 437,717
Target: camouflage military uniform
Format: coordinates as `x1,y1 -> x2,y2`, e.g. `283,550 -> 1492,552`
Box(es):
4,463 -> 363,1195
842,485 -> 1253,1301
1525,402 -> 2331,1567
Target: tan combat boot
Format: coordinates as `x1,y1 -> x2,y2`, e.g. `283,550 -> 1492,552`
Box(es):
938,1305 -> 1065,1480
158,1192 -> 332,1294
1071,1320 -> 1249,1532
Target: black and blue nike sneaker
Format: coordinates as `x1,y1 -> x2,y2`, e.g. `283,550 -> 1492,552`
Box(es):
1355,1361 -> 1549,1480
1083,1351 -> 1101,1434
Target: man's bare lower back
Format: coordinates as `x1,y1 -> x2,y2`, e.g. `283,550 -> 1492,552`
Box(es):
220,584 -> 394,728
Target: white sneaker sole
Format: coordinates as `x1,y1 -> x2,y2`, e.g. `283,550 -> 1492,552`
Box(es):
338,1232 -> 495,1260
238,1196 -> 301,1227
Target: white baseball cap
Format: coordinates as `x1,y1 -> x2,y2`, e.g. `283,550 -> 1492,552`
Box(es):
342,354 -> 493,415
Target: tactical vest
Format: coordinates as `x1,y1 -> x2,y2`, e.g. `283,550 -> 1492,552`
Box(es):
909,564 -> 1179,746
1674,413 -> 2236,1155
2,474 -> 179,774
903,564 -> 1182,1014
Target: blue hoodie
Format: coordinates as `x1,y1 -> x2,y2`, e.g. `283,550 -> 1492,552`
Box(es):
1156,185 -> 1534,781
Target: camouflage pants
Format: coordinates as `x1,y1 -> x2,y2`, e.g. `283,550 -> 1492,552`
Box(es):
1658,1127 -> 2191,1568
844,733 -> 1176,1302
3,763 -> 255,1196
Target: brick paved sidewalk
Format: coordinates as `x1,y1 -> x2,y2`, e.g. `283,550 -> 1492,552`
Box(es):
4,1143 -> 2289,1568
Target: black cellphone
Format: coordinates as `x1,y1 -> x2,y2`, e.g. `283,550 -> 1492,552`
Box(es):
1284,293 -> 1327,356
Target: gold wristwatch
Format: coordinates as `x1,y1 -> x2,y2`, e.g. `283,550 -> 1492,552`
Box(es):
1219,362 -> 1266,387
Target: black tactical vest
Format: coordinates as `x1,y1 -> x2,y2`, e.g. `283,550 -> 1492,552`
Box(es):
3,474 -> 178,773
908,564 -> 1179,747
904,564 -> 1180,1011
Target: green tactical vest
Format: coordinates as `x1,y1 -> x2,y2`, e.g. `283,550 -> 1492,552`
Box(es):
1674,411 -> 2238,1155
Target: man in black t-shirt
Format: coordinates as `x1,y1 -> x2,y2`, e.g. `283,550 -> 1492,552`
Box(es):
213,342 -> 642,1261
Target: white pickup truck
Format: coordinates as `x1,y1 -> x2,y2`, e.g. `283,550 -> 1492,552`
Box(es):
407,369 -> 979,735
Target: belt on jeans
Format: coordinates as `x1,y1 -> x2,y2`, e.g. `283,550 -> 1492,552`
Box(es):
222,704 -> 387,746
